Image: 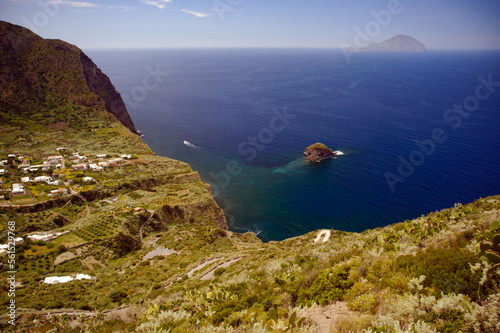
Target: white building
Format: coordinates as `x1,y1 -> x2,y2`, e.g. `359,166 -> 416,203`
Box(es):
44,276 -> 74,284
72,164 -> 87,170
43,274 -> 94,284
12,183 -> 24,195
34,176 -> 53,183
82,177 -> 95,183
21,177 -> 30,182
27,233 -> 54,242
107,158 -> 124,166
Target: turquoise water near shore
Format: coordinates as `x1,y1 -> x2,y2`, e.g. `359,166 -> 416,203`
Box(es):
88,49 -> 500,241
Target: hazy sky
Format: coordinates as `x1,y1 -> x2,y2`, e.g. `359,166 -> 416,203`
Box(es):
1,0 -> 500,49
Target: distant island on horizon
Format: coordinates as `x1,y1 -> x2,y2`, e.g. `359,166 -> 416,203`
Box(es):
348,34 -> 426,52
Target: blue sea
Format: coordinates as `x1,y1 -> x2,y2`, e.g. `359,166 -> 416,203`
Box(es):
87,48 -> 500,242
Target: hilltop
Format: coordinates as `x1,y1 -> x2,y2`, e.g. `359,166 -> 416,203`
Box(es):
0,21 -> 499,333
351,34 -> 426,52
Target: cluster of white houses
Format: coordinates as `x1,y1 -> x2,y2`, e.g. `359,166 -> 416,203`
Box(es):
2,152 -> 131,198
3,151 -> 131,174
71,153 -> 131,171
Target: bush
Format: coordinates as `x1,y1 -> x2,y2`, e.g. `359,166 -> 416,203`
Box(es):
299,264 -> 354,305
46,300 -> 64,309
109,289 -> 128,303
394,240 -> 492,301
214,267 -> 226,276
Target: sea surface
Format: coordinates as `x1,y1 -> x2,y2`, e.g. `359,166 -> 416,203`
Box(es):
87,48 -> 500,241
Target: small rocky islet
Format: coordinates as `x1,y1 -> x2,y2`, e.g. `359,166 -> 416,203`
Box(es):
303,142 -> 343,162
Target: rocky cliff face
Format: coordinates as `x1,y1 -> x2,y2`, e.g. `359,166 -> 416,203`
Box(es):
79,52 -> 137,133
0,21 -> 137,133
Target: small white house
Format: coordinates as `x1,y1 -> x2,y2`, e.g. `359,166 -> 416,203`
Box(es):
21,177 -> 30,182
47,180 -> 60,186
12,183 -> 24,194
107,158 -> 124,166
0,169 -> 4,175
121,154 -> 132,159
44,276 -> 74,284
82,177 -> 95,183
27,233 -> 54,242
44,274 -> 94,284
48,188 -> 67,197
96,154 -> 107,159
72,164 -> 87,170
34,176 -> 53,183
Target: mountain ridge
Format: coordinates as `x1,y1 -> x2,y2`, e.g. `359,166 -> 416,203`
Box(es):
0,20 -> 137,134
351,34 -> 426,52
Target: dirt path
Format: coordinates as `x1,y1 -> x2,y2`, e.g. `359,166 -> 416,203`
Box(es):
139,210 -> 155,243
186,257 -> 222,278
199,256 -> 245,280
314,229 -> 331,243
306,302 -> 358,333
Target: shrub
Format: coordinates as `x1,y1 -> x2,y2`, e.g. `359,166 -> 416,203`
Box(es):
394,240 -> 490,301
299,264 -> 354,305
347,292 -> 380,314
214,267 -> 226,276
45,300 -> 64,309
109,289 -> 128,303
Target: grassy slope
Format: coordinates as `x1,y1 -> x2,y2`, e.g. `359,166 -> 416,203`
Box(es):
1,195 -> 499,332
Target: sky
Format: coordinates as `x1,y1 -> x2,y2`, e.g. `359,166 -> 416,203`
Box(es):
1,0 -> 500,49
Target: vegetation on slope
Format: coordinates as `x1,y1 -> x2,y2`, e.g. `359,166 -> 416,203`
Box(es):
1,196 -> 499,332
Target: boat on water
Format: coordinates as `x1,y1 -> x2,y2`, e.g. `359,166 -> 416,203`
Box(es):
333,150 -> 344,156
184,140 -> 199,149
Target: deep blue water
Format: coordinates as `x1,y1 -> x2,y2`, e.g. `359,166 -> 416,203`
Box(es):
87,48 -> 500,241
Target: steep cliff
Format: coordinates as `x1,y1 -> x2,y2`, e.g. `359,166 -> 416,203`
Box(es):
0,20 -> 136,133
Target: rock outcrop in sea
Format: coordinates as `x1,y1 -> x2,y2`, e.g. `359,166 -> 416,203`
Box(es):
304,142 -> 334,162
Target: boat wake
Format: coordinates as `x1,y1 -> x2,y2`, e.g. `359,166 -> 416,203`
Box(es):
183,140 -> 201,149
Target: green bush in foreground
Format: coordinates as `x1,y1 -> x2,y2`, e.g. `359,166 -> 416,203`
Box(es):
299,264 -> 353,305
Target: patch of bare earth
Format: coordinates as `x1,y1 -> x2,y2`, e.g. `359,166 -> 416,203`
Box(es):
48,121 -> 69,131
305,302 -> 359,333
54,252 -> 77,265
